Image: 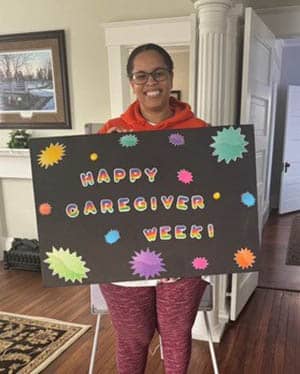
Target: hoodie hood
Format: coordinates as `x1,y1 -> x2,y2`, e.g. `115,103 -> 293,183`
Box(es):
120,97 -> 196,130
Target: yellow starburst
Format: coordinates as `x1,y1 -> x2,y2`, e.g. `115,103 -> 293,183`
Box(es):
234,248 -> 256,270
37,142 -> 66,169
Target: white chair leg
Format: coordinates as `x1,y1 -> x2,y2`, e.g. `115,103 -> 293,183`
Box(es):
88,313 -> 101,374
203,311 -> 219,374
159,335 -> 164,360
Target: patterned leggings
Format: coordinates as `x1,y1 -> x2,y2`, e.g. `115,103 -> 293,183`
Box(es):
100,277 -> 207,374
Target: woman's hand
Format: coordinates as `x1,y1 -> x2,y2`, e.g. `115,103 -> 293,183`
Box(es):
106,126 -> 133,134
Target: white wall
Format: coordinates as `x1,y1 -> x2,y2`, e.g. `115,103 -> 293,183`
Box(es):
0,0 -> 195,246
170,50 -> 190,103
257,5 -> 300,38
250,0 -> 300,8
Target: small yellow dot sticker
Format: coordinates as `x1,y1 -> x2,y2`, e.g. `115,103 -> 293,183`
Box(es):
213,192 -> 221,200
90,153 -> 98,161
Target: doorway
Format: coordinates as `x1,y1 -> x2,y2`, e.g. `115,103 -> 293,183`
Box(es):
271,38 -> 300,215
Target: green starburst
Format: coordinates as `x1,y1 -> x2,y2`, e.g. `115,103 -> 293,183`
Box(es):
44,247 -> 90,283
119,134 -> 138,148
210,127 -> 248,164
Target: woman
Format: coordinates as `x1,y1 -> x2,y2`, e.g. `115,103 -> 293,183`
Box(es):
99,43 -> 208,374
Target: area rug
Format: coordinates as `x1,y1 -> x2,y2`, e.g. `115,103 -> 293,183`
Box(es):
286,214 -> 300,266
0,311 -> 90,373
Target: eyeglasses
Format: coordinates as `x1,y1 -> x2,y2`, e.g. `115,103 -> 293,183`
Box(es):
130,68 -> 171,85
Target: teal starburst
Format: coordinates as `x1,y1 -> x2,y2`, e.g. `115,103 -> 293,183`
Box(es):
210,127 -> 248,164
119,134 -> 138,148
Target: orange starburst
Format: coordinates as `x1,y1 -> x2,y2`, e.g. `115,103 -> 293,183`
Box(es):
234,248 -> 256,270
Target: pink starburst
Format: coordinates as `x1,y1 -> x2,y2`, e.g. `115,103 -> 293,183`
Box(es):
192,257 -> 209,270
177,169 -> 193,184
169,133 -> 185,146
129,248 -> 166,279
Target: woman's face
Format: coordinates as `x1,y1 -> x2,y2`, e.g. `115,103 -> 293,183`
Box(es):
130,50 -> 173,115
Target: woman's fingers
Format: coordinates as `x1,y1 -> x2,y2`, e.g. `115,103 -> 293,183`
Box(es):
159,277 -> 180,284
106,126 -> 133,134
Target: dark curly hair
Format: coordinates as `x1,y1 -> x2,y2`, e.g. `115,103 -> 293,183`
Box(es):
127,43 -> 174,77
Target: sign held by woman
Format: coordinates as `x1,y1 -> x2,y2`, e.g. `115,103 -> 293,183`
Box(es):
30,125 -> 259,286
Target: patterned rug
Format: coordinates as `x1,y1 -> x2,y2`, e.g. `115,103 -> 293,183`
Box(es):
286,214 -> 300,266
0,311 -> 90,373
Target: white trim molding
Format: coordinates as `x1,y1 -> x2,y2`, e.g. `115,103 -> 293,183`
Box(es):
0,149 -> 31,179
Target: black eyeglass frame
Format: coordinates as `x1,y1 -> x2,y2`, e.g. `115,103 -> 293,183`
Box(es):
129,67 -> 172,85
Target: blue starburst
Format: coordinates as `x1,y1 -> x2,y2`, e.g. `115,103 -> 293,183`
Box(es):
104,229 -> 120,244
241,192 -> 256,207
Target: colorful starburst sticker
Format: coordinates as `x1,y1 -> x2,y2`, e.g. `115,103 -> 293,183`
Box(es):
234,248 -> 256,270
169,133 -> 185,146
105,229 -> 120,244
210,127 -> 248,164
37,142 -> 66,169
129,248 -> 166,279
192,257 -> 209,270
177,169 -> 194,184
119,134 -> 138,148
241,192 -> 256,207
44,247 -> 90,283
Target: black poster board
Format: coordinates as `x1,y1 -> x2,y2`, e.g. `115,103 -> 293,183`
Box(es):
29,125 -> 259,286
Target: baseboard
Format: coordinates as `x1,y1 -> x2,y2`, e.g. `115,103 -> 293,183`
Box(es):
0,236 -> 13,260
192,312 -> 227,343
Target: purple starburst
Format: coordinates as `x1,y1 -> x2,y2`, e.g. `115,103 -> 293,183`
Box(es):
129,248 -> 166,279
169,133 -> 185,146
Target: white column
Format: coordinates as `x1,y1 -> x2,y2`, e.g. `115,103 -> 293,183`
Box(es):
193,0 -> 232,125
224,4 -> 244,124
191,0 -> 239,343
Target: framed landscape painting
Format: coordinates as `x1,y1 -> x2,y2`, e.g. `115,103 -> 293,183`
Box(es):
0,30 -> 71,129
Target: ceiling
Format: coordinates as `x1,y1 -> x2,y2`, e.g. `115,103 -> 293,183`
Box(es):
234,0 -> 300,9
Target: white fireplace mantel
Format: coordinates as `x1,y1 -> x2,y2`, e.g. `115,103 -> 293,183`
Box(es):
0,148 -> 33,260
0,148 -> 32,179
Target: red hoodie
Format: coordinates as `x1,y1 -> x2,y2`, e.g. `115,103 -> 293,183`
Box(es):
99,97 -> 207,134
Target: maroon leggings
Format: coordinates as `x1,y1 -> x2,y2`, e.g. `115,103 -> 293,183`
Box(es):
100,278 -> 207,374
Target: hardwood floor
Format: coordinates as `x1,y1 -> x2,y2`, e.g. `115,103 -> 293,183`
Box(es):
1,212 -> 300,373
258,211 -> 300,290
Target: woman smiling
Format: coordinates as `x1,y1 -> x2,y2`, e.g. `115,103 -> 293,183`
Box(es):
99,43 -> 208,374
